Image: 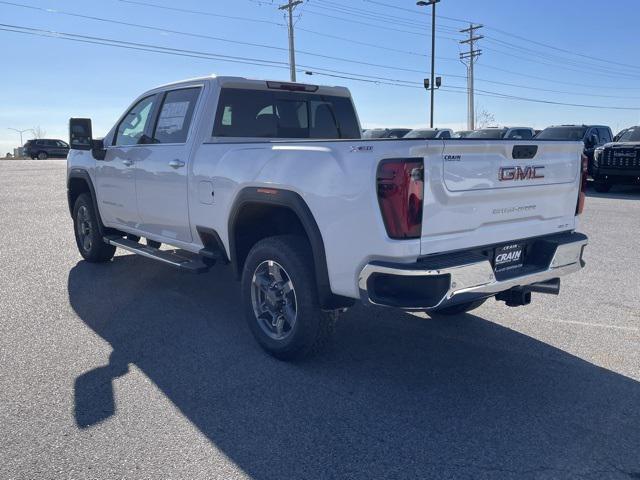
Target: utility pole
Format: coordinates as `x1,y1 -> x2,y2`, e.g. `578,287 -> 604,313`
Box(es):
459,23 -> 483,130
279,0 -> 303,82
417,0 -> 440,128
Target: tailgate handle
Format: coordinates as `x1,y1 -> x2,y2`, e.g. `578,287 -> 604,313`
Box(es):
512,145 -> 538,160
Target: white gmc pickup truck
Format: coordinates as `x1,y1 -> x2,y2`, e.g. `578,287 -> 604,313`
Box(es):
67,75 -> 588,359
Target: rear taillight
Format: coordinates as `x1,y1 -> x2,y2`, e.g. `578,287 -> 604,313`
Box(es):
377,158 -> 424,239
576,153 -> 588,215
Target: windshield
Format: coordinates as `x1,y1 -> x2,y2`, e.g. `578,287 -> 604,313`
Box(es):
466,129 -> 506,139
617,127 -> 640,142
536,127 -> 587,141
404,129 -> 439,139
362,129 -> 387,139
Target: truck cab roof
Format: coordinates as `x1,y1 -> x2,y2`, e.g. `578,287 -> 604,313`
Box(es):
152,74 -> 352,98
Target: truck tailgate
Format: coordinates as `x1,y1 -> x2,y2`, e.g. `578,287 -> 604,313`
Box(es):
421,140 -> 583,255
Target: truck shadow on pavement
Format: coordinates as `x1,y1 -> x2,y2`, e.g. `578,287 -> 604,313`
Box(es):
68,255 -> 640,479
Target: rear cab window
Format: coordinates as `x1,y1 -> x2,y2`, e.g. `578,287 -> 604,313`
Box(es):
212,88 -> 361,139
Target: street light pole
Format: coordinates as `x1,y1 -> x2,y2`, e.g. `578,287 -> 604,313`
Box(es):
417,0 -> 440,128
7,127 -> 34,147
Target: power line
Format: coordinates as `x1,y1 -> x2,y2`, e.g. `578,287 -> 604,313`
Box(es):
4,0 -> 640,98
116,0 -> 284,26
108,0 -> 640,84
301,6 -> 461,41
482,37 -> 640,80
311,0 -> 461,34
365,0 -> 640,73
2,22 -> 639,111
362,0 -> 471,25
484,25 -> 640,72
0,24 -> 290,68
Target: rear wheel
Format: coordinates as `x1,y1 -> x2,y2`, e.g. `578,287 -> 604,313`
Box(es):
429,298 -> 487,317
241,235 -> 336,360
593,181 -> 612,193
73,193 -> 116,263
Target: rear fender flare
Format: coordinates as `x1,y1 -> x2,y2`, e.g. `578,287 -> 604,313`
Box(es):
228,187 -> 353,310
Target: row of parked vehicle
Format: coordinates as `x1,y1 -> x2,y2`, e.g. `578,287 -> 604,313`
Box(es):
363,124 -> 640,192
362,126 -> 540,140
24,122 -> 640,193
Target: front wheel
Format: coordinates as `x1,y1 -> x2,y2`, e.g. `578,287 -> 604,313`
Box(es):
593,181 -> 612,193
37,151 -> 48,160
429,298 -> 487,317
241,235 -> 336,360
73,193 -> 116,263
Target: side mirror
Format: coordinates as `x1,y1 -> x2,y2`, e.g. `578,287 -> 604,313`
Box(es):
91,139 -> 106,161
69,118 -> 93,151
138,134 -> 155,145
587,133 -> 599,148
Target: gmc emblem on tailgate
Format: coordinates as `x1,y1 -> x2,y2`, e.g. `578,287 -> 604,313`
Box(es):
498,165 -> 545,182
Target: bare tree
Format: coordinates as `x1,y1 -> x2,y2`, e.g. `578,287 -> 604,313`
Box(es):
475,106 -> 496,129
32,126 -> 47,139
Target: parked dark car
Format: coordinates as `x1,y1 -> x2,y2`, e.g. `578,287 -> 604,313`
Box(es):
591,126 -> 640,192
535,125 -> 612,176
24,139 -> 70,159
362,128 -> 411,139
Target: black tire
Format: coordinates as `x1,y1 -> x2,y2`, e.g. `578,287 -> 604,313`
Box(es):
126,234 -> 141,243
37,151 -> 48,160
73,193 -> 116,263
241,235 -> 336,360
593,181 -> 612,193
429,298 -> 487,317
147,239 -> 161,249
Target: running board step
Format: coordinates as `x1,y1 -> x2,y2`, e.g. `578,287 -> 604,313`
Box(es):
104,236 -> 210,273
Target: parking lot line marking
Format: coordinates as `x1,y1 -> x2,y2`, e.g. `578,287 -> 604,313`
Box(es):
540,318 -> 639,333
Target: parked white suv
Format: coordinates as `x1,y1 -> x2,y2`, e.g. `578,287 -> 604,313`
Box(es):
467,127 -> 536,140
67,75 -> 588,359
404,128 -> 453,139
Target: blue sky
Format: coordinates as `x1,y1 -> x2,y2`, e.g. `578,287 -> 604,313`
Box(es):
1,0 -> 640,153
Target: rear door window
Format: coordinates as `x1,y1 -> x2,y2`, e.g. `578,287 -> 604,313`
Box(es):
213,88 -> 360,139
151,87 -> 202,144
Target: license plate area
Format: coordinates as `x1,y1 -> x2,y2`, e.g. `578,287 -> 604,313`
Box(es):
494,243 -> 525,273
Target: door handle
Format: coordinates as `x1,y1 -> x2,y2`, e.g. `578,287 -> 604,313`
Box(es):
169,159 -> 185,169
122,159 -> 133,167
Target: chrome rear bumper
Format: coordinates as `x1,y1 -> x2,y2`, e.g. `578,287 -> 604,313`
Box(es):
358,232 -> 588,310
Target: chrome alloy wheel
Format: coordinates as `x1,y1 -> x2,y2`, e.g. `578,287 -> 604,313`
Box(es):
76,205 -> 93,252
250,260 -> 298,340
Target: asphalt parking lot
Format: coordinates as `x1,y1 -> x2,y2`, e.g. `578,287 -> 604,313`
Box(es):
1,159 -> 639,480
